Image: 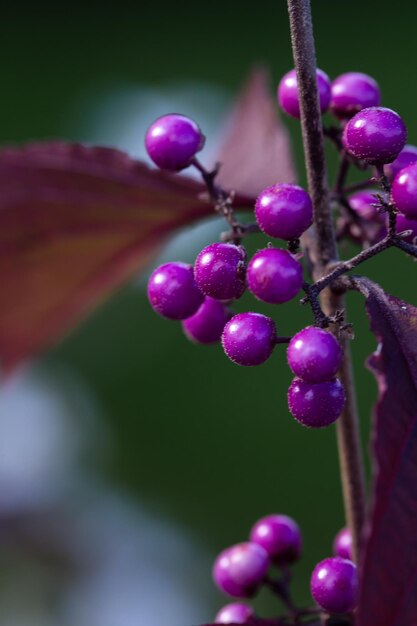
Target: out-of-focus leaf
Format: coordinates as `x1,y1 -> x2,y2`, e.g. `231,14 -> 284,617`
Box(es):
216,67 -> 296,197
352,277 -> 417,626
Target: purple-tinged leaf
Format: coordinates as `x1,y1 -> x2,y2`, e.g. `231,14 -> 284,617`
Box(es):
352,277 -> 417,626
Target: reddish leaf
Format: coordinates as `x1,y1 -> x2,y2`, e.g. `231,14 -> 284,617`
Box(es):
352,277 -> 417,626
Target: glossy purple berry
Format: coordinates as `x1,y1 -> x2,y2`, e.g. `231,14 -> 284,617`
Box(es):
145,113 -> 204,171
147,262 -> 203,320
250,514 -> 302,564
342,107 -> 407,165
330,72 -> 380,119
213,542 -> 270,598
182,297 -> 231,344
288,378 -> 345,428
222,313 -> 277,366
287,326 -> 342,384
214,603 -> 254,624
194,243 -> 246,301
396,214 -> 417,243
278,68 -> 331,119
255,183 -> 313,240
391,162 -> 417,219
387,144 -> 417,179
247,248 -> 302,305
349,190 -> 383,222
333,527 -> 352,561
310,557 -> 358,614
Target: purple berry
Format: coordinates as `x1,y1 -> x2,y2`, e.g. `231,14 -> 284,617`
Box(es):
288,378 -> 345,428
278,68 -> 331,119
214,603 -> 254,624
387,144 -> 417,179
182,297 -> 231,344
250,514 -> 302,564
342,107 -> 407,164
222,313 -> 277,366
194,243 -> 246,301
310,557 -> 358,614
247,248 -> 303,305
147,262 -> 203,320
330,72 -> 380,119
145,113 -> 204,171
287,326 -> 342,384
212,542 -> 270,598
396,214 -> 417,243
333,527 -> 352,561
349,190 -> 383,222
391,162 -> 417,219
255,183 -> 313,240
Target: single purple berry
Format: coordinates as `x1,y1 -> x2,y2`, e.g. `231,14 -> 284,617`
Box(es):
396,213 -> 417,243
214,603 -> 254,624
147,262 -> 203,320
349,190 -> 384,222
387,144 -> 417,179
250,514 -> 302,564
330,72 -> 380,119
278,68 -> 331,119
310,557 -> 358,614
342,107 -> 407,164
255,183 -> 313,240
247,248 -> 302,305
391,162 -> 417,219
182,297 -> 231,344
288,378 -> 345,428
287,326 -> 342,384
213,542 -> 270,598
333,527 -> 352,561
194,243 -> 246,301
145,113 -> 204,171
222,312 -> 277,366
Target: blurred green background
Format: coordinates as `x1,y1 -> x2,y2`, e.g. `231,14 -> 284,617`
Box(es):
1,1 -> 417,623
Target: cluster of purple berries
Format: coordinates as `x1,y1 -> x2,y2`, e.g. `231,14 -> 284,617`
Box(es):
211,514 -> 357,622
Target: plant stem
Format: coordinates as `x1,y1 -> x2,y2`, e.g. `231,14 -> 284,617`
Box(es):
287,0 -> 366,564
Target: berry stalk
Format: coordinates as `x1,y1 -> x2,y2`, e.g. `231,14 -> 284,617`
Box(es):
286,0 -> 366,564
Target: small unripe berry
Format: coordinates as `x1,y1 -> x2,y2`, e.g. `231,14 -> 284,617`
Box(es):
147,262 -> 203,320
330,72 -> 380,119
222,313 -> 277,366
182,297 -> 231,344
396,214 -> 417,243
333,527 -> 352,561
145,114 -> 204,171
255,183 -> 313,240
247,248 -> 303,305
342,107 -> 407,164
310,557 -> 358,614
287,326 -> 342,384
250,514 -> 302,564
278,68 -> 331,119
212,542 -> 270,598
194,243 -> 246,301
387,144 -> 417,179
288,378 -> 345,428
349,190 -> 383,222
391,162 -> 417,219
214,603 -> 254,624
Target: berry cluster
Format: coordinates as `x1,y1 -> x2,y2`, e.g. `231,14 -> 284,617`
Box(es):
211,513 -> 357,622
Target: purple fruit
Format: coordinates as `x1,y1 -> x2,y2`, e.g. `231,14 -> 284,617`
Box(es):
194,243 -> 246,301
214,603 -> 254,624
310,557 -> 358,614
288,378 -> 345,428
250,514 -> 302,564
387,144 -> 417,179
212,542 -> 270,598
145,113 -> 204,171
255,183 -> 313,240
287,326 -> 342,384
391,162 -> 417,219
222,312 -> 277,366
278,68 -> 331,119
247,248 -> 303,305
182,297 -> 231,344
147,262 -> 203,320
330,72 -> 380,119
342,107 -> 407,165
333,527 -> 352,561
348,190 -> 383,222
396,213 -> 417,243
